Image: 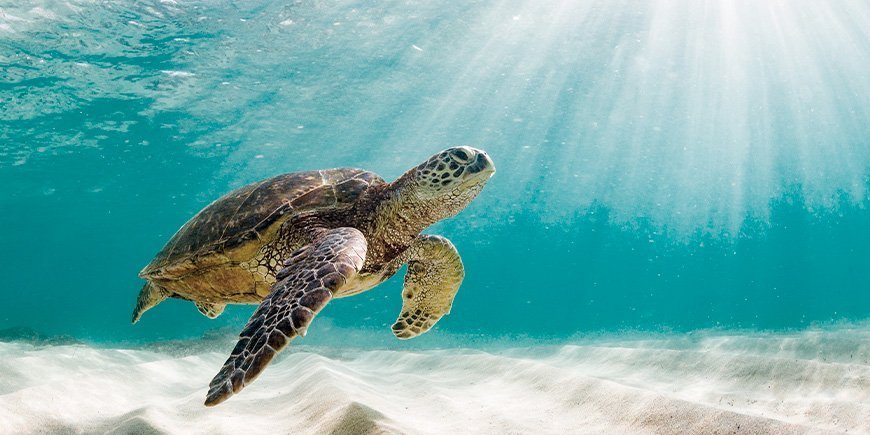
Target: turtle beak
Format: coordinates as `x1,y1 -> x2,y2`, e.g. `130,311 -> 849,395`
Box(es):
455,149 -> 494,192
465,148 -> 495,177
479,151 -> 495,176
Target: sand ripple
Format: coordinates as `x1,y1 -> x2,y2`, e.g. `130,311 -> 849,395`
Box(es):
0,327 -> 867,434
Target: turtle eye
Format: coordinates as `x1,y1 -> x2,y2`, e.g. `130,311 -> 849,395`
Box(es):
450,148 -> 472,163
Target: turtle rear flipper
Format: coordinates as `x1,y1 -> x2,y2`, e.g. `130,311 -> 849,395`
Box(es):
195,302 -> 226,319
131,282 -> 171,324
204,227 -> 367,406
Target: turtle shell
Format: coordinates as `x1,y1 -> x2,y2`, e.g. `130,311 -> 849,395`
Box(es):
140,168 -> 384,278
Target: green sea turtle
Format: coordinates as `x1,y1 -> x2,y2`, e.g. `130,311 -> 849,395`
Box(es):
133,147 -> 495,406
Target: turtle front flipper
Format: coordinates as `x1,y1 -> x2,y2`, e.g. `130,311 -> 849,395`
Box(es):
392,235 -> 464,339
204,227 -> 367,406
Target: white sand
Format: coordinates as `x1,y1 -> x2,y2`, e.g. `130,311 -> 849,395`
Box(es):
0,326 -> 867,434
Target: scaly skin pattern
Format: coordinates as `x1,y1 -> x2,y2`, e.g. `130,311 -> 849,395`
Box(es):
205,227 -> 367,406
131,282 -> 170,324
238,215 -> 326,299
133,146 -> 495,406
202,147 -> 493,405
136,170 -> 384,306
389,235 -> 464,339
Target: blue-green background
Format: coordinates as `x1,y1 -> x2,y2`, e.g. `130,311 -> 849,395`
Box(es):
1,0 -> 867,343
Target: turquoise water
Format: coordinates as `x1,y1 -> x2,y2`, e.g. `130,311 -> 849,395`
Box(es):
1,0 -> 868,344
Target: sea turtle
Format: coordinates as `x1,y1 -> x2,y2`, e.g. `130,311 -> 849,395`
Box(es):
133,146 -> 495,406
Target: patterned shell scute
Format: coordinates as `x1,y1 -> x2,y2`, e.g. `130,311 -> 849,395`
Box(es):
142,168 -> 383,275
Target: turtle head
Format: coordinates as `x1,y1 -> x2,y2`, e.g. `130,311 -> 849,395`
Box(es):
401,146 -> 495,220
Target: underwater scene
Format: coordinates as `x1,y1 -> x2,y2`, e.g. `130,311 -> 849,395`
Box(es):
1,0 -> 868,433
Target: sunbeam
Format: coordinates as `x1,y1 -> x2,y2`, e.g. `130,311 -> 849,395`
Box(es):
0,0 -> 868,340
4,0 -> 865,237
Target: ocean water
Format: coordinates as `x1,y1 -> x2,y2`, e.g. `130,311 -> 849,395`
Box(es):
1,0 -> 868,432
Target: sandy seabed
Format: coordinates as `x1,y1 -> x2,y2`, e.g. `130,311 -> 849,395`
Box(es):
0,326 -> 867,434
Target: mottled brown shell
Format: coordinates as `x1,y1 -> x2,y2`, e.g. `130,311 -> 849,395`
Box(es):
140,168 -> 384,277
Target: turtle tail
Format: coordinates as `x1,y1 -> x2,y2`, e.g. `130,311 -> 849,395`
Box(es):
132,282 -> 170,324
